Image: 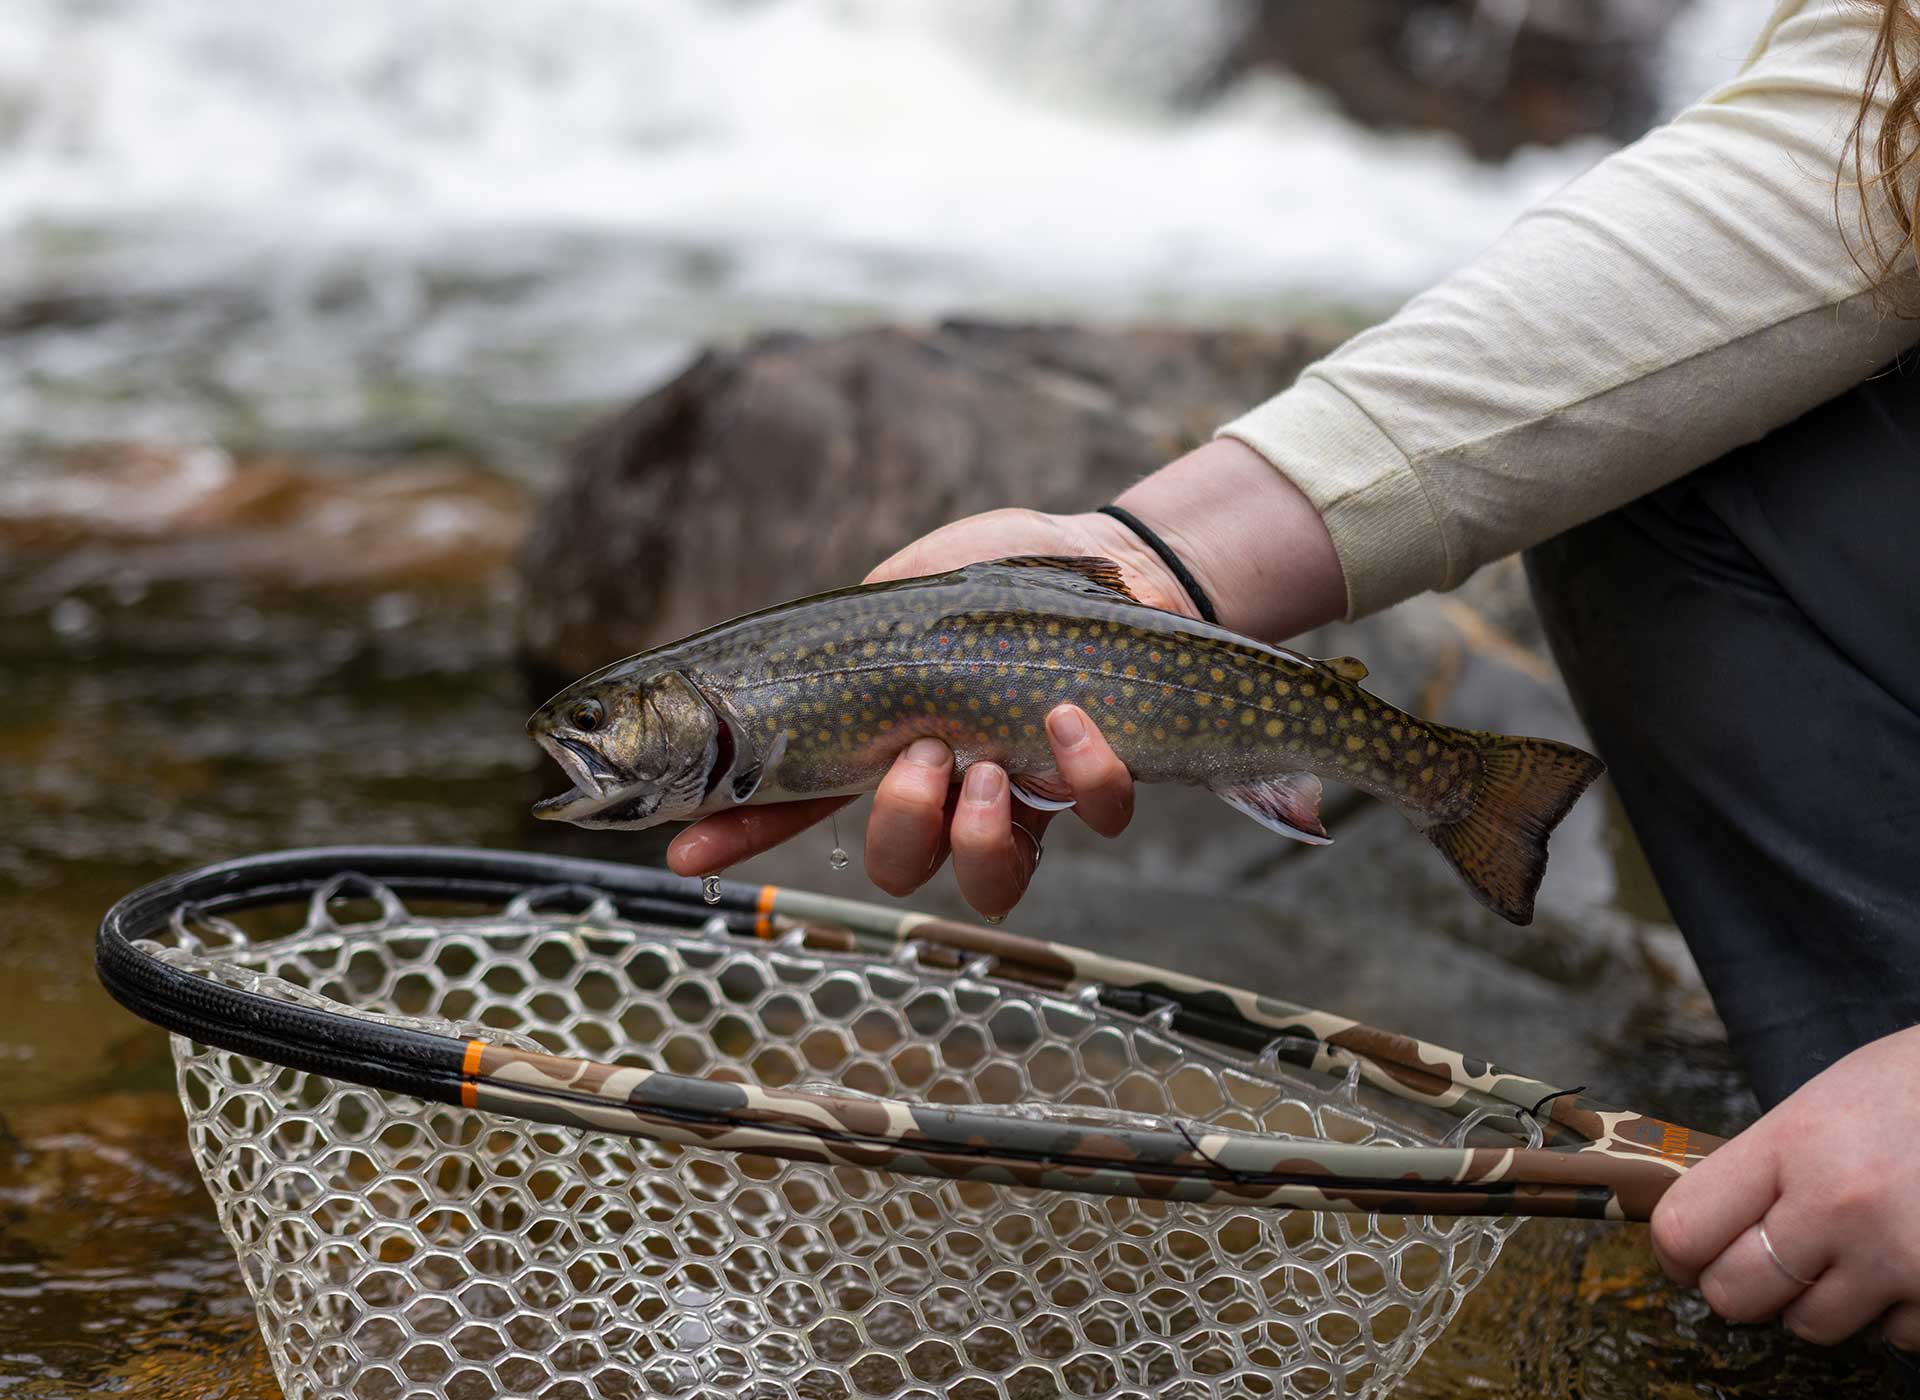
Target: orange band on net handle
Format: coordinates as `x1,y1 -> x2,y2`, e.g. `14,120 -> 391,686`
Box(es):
756,885 -> 779,938
460,1038 -> 485,1107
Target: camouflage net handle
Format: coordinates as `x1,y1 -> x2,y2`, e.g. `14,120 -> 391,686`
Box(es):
97,846 -> 1722,1221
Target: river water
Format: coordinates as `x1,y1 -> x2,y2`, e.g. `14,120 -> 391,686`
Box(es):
0,1 -> 1900,1396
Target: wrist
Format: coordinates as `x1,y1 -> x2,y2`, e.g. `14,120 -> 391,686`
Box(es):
1109,439 -> 1347,641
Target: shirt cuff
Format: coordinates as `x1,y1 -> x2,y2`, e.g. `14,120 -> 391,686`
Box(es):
1216,375 -> 1452,620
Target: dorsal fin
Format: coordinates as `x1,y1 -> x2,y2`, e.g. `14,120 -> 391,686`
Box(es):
968,555 -> 1142,603
1316,655 -> 1370,682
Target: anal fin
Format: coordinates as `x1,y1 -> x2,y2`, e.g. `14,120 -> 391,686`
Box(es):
1010,771 -> 1077,812
1211,772 -> 1331,845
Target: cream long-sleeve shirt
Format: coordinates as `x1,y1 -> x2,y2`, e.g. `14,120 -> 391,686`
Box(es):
1219,0 -> 1920,620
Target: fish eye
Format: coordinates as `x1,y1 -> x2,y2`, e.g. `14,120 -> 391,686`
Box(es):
569,699 -> 604,733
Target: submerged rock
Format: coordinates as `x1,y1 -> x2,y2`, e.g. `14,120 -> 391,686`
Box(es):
0,443 -> 526,595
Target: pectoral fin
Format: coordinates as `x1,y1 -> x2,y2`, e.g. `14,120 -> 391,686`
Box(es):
1211,772 -> 1331,845
1010,771 -> 1077,812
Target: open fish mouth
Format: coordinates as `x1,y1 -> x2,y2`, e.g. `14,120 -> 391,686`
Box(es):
532,734 -> 638,820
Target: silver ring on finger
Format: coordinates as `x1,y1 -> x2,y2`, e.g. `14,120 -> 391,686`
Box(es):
1758,1221 -> 1820,1288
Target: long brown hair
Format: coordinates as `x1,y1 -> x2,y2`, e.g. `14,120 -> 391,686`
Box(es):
1845,0 -> 1920,297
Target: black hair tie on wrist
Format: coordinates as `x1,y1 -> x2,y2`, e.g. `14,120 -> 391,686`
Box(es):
1097,504 -> 1219,625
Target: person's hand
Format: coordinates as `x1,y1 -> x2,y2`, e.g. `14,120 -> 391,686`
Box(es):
667,439 -> 1347,920
667,506 -> 1187,920
1651,1024 -> 1920,1351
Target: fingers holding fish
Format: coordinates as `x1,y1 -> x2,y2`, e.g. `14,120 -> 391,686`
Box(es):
667,795 -> 858,877
950,763 -> 1053,921
864,738 -> 957,896
1045,704 -> 1133,838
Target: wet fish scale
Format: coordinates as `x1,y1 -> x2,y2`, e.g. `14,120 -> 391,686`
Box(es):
529,558 -> 1603,924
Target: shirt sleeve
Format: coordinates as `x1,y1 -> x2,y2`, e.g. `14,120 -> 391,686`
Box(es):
1217,0 -> 1920,620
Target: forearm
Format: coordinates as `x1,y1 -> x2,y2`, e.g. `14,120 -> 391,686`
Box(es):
1088,440 -> 1347,643
1218,0 -> 1920,619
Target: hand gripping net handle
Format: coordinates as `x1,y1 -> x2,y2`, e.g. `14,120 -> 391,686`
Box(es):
97,845 -> 1720,1220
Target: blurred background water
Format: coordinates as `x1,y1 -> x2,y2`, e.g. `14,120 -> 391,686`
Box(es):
3,2 -> 1899,1396
1,0 -> 1757,474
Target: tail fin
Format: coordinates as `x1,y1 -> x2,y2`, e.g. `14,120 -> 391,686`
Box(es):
1427,734 -> 1605,925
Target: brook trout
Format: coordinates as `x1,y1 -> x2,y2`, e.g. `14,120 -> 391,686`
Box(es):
528,557 -> 1603,924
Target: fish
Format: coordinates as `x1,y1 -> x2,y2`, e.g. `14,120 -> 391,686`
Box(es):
527,557 -> 1605,924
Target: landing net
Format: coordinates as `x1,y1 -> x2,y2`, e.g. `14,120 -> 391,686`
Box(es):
97,847 -> 1716,1400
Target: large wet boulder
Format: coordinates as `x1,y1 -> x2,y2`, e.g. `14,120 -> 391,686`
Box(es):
518,320 -> 1339,684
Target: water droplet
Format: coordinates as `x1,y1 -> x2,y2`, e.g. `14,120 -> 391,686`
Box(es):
701,875 -> 722,905
49,597 -> 98,641
828,847 -> 850,872
984,913 -> 1004,925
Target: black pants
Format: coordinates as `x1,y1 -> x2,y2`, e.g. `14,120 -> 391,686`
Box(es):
1525,361 -> 1920,1110
1527,366 -> 1920,1390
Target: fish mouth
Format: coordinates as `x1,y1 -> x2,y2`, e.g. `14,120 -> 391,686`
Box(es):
532,734 -> 640,821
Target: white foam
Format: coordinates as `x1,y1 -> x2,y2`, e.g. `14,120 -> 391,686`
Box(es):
0,0 -> 1759,457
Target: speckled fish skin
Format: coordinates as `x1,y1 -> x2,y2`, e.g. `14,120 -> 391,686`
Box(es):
529,558 -> 1604,924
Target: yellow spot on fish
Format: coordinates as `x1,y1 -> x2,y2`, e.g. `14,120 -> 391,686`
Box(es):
1390,724 -> 1404,740
784,728 -> 799,741
1301,684 -> 1317,698
1023,723 -> 1038,738
1195,694 -> 1212,709
1288,699 -> 1304,715
1047,621 -> 1061,636
1139,700 -> 1153,714
1373,738 -> 1392,759
1265,719 -> 1284,738
817,729 -> 830,743
1427,740 -> 1440,756
1210,667 -> 1226,683
1241,709 -> 1257,726
823,642 -> 836,655
1237,678 -> 1254,696
1345,734 -> 1365,752
1420,766 -> 1435,783
1310,718 -> 1326,736
1406,749 -> 1422,764
1123,664 -> 1138,678
1174,715 -> 1192,731
997,724 -> 1010,738
1274,679 -> 1292,696
863,641 -> 878,657
1323,695 -> 1340,711
1153,725 -> 1167,741
1008,705 -> 1023,719
1176,652 -> 1191,667
1182,672 -> 1200,687
1122,720 -> 1138,734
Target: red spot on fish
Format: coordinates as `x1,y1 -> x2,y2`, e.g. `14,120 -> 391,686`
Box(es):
997,639 -> 1010,651
937,634 -> 952,648
1104,695 -> 1116,705
1006,687 -> 1018,700
1082,645 -> 1095,655
1216,718 -> 1228,729
934,686 -> 945,697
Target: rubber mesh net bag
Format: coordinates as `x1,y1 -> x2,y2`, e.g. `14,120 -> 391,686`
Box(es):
105,852 -> 1601,1400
